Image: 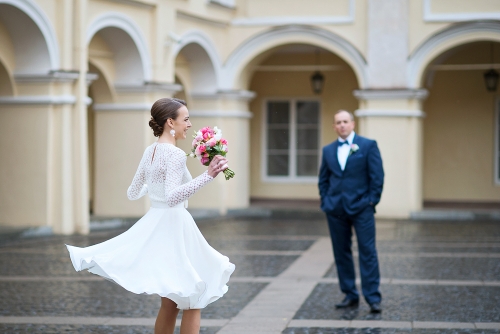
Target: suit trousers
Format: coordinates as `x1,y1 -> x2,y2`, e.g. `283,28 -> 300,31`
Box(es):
326,205 -> 382,305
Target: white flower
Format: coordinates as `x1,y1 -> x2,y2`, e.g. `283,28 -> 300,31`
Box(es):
222,145 -> 228,152
350,144 -> 359,152
189,153 -> 195,158
214,126 -> 222,141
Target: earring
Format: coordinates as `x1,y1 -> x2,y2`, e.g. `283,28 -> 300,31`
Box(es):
170,129 -> 176,137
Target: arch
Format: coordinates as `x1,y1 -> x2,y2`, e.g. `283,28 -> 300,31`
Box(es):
87,12 -> 152,83
222,25 -> 367,90
0,0 -> 60,73
171,30 -> 221,94
408,21 -> 500,88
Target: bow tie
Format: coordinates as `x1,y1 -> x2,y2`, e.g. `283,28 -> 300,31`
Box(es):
338,140 -> 350,146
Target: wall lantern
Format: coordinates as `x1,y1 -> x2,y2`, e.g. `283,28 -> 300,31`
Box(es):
484,43 -> 499,92
311,49 -> 325,95
484,69 -> 499,92
311,71 -> 325,95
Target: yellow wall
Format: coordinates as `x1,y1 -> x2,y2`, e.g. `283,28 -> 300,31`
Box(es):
0,107 -> 50,227
249,49 -> 359,199
423,42 -> 500,202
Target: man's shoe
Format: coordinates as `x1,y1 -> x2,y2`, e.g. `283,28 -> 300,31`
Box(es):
369,303 -> 382,313
335,298 -> 359,308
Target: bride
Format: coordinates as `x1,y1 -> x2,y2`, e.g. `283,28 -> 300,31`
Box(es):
66,97 -> 235,334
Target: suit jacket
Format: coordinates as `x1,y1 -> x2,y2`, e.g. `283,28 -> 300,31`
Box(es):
318,134 -> 384,216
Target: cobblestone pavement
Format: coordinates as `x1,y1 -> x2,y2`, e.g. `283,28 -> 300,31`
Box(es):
0,217 -> 500,333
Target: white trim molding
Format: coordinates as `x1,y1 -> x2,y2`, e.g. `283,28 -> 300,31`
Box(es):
190,90 -> 256,102
208,0 -> 235,10
0,95 -> 92,105
423,0 -> 500,22
0,0 -> 60,71
188,110 -> 253,119
15,71 -> 98,83
355,109 -> 426,118
87,12 -> 152,82
232,0 -> 354,26
115,82 -> 182,94
222,25 -> 367,90
408,21 -> 500,89
353,89 -> 428,101
93,103 -> 151,111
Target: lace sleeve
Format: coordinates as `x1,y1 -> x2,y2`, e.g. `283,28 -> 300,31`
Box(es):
165,148 -> 213,207
127,148 -> 149,200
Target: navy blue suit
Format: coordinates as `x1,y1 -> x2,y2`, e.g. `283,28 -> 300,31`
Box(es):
318,134 -> 384,305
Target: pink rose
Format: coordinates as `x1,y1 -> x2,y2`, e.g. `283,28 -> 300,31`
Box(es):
195,145 -> 202,155
195,134 -> 203,141
203,152 -> 209,158
220,138 -> 228,145
198,145 -> 206,153
201,157 -> 210,165
192,139 -> 198,147
207,138 -> 217,147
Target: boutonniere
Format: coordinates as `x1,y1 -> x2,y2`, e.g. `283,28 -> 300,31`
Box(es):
349,144 -> 359,156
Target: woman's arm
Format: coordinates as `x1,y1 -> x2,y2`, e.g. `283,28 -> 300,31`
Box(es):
164,148 -> 214,207
127,149 -> 149,200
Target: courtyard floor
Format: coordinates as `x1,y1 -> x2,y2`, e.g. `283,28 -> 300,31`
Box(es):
0,215 -> 499,333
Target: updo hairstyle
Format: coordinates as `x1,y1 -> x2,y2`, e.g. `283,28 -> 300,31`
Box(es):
149,98 -> 187,137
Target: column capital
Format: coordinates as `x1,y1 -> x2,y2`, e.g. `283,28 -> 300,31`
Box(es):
353,89 -> 428,101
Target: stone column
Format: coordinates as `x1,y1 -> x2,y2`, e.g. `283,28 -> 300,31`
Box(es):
0,72 -> 93,234
180,90 -> 255,214
354,0 -> 427,218
92,83 -> 180,218
354,90 -> 427,218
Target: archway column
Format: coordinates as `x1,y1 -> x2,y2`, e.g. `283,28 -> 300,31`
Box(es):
182,90 -> 255,214
354,89 -> 428,218
91,83 -> 181,218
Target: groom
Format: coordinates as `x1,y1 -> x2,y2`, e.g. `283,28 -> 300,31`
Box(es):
318,110 -> 384,313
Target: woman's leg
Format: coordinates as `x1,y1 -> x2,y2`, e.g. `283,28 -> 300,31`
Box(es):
180,309 -> 201,334
155,297 -> 179,334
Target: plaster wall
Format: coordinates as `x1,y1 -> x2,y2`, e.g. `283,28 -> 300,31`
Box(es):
243,0 -> 351,18
0,106 -> 50,227
423,69 -> 500,202
93,110 -> 151,217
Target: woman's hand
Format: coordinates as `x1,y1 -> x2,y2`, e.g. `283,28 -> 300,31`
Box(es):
207,155 -> 229,178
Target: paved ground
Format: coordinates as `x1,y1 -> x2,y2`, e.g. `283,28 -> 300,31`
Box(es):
0,215 -> 499,333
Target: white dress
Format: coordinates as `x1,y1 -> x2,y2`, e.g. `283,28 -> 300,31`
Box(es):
66,142 -> 235,309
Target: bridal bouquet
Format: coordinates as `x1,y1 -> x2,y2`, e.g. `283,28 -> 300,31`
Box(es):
188,126 -> 235,180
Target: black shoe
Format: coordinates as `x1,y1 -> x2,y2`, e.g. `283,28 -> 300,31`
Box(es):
335,298 -> 359,308
369,303 -> 382,313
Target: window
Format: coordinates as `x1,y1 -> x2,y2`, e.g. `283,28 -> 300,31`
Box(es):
263,99 -> 320,182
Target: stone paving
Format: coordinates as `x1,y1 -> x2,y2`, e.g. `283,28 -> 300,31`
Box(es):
0,216 -> 499,333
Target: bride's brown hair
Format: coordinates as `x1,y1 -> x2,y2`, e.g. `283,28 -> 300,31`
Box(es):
149,98 -> 187,137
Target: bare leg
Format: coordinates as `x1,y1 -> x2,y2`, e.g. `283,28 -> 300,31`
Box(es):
180,309 -> 201,334
155,297 -> 179,334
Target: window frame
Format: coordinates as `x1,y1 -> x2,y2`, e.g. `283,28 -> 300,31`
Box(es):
261,97 -> 322,184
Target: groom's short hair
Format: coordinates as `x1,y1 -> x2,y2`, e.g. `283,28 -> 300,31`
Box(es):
335,110 -> 355,122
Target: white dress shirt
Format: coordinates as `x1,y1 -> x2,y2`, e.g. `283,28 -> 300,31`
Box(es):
337,131 -> 355,171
